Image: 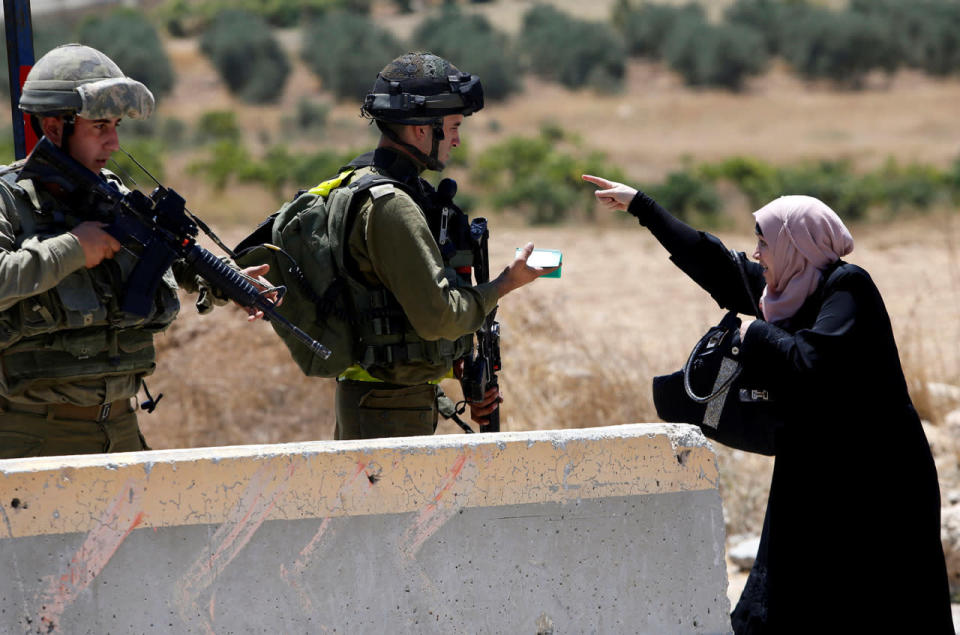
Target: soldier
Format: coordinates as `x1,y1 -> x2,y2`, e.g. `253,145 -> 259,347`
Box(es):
332,52 -> 553,439
0,44 -> 267,458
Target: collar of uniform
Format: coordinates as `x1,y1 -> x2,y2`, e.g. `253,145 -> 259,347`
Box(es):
350,147 -> 423,186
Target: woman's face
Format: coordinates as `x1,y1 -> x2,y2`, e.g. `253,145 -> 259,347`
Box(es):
753,234 -> 775,290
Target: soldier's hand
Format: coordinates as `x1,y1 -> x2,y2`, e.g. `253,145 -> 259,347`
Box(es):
70,221 -> 122,268
468,385 -> 502,424
238,264 -> 278,321
582,174 -> 638,212
492,242 -> 557,298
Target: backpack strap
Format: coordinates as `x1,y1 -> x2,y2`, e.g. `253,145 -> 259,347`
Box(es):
326,169 -> 414,277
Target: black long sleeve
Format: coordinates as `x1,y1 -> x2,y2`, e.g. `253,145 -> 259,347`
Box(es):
629,191 -> 764,317
627,191 -> 701,255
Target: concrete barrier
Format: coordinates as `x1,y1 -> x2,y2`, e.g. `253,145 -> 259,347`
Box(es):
0,423 -> 731,634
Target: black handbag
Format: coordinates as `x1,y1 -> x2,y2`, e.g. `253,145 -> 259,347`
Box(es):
651,253 -> 781,455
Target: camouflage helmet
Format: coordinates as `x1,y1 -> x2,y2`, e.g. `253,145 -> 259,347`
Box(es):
361,52 -> 483,126
19,44 -> 155,120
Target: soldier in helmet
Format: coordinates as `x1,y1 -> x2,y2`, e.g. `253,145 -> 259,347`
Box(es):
0,44 -> 268,458
330,52 -> 553,439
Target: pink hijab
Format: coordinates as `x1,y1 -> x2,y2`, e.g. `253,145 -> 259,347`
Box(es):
754,195 -> 854,323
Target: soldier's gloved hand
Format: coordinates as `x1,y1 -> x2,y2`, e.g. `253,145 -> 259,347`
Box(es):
70,221 -> 122,268
468,385 -> 502,424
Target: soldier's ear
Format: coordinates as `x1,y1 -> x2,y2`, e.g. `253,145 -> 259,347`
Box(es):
40,116 -> 64,146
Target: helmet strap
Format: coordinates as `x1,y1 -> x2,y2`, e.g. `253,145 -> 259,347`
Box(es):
376,120 -> 446,172
60,116 -> 76,156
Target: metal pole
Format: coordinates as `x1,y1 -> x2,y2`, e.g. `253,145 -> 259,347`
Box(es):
4,0 -> 35,159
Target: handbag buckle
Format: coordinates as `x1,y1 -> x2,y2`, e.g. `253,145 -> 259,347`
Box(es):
739,388 -> 770,402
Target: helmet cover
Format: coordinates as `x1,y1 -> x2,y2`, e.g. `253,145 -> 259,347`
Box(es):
20,44 -> 154,120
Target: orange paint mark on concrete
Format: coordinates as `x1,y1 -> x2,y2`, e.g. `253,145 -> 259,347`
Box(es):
279,460 -> 378,616
400,453 -> 475,560
176,461 -> 296,635
36,481 -> 145,633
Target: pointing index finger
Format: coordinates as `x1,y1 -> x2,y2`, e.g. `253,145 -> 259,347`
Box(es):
581,174 -> 614,189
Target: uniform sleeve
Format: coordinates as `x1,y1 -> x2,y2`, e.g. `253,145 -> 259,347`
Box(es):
364,191 -> 498,341
0,197 -> 86,312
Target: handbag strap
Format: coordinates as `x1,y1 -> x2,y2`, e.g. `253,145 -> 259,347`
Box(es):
731,248 -> 762,317
680,250 -> 756,404
682,314 -> 742,404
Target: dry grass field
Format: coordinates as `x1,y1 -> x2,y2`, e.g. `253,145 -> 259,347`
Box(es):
5,4 -> 960,546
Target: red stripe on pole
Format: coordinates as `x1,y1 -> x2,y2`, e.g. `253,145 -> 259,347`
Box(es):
19,64 -> 37,155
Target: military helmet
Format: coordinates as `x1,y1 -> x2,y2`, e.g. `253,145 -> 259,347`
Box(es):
19,44 -> 155,120
361,52 -> 484,126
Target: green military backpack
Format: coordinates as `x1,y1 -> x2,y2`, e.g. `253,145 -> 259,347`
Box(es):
234,168 -> 406,377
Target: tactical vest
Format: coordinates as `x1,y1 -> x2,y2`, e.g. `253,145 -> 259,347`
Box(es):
0,170 -> 180,396
344,166 -> 474,379
235,165 -> 474,382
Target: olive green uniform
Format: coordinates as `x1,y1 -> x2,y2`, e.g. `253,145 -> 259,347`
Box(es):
0,169 -> 215,458
334,149 -> 498,439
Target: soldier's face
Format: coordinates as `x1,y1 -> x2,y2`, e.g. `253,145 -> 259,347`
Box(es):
436,115 -> 463,165
68,117 -> 121,173
43,115 -> 121,173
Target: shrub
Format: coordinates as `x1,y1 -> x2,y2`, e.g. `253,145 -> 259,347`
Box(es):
195,110 -> 242,144
301,12 -> 404,101
775,160 -> 872,220
700,156 -> 781,210
850,0 -> 960,77
78,8 -> 175,100
190,139 -> 252,190
521,4 -> 626,91
644,170 -> 722,222
283,98 -> 331,135
191,139 -> 354,197
410,7 -> 520,101
159,0 -> 349,34
663,20 -> 769,91
110,138 -> 166,190
617,2 -> 707,59
724,0 -> 813,57
866,159 -> 947,213
782,8 -> 900,88
200,9 -> 290,103
473,126 -> 626,224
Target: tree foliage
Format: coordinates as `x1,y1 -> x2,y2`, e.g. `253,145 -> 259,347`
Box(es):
200,9 -> 290,104
301,12 -> 404,101
78,8 -> 176,100
780,7 -> 900,87
617,2 -> 707,59
663,21 -> 769,91
850,0 -> 960,76
473,126 -> 626,224
410,7 -> 520,101
521,4 -> 626,91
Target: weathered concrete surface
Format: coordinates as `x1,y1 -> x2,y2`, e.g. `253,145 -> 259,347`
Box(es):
0,423 -> 730,634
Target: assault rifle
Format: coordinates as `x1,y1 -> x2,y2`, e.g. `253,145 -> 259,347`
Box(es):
460,216 -> 501,433
428,178 -> 501,433
19,136 -> 331,360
